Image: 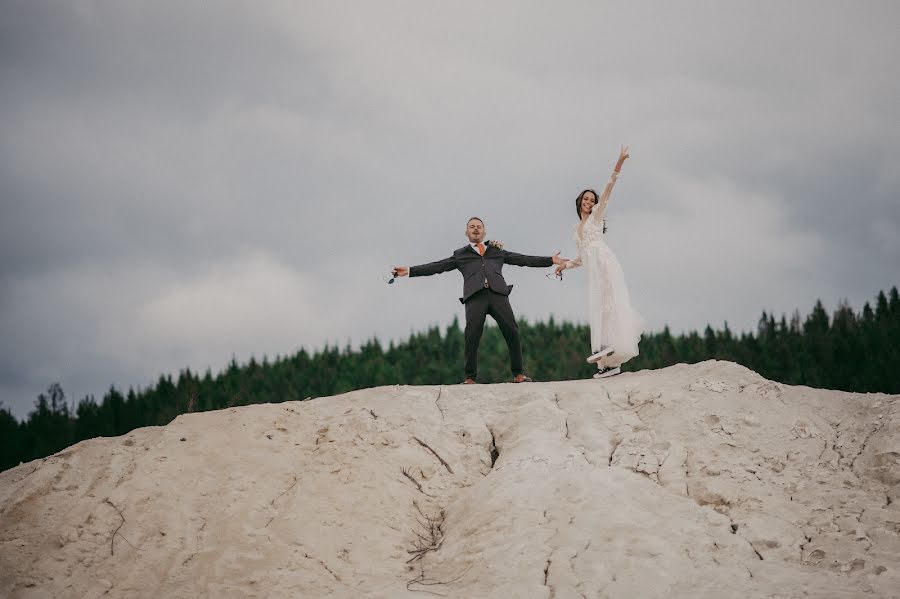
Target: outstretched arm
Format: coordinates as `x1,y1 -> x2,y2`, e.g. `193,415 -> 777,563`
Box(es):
393,256 -> 456,278
592,145 -> 629,222
556,255 -> 582,275
502,251 -> 567,268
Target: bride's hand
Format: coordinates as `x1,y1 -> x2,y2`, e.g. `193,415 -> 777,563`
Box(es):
614,145 -> 629,174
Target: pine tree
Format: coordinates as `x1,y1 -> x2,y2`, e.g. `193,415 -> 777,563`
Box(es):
5,286 -> 899,472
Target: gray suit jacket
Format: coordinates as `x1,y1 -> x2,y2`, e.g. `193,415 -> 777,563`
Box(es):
409,242 -> 553,303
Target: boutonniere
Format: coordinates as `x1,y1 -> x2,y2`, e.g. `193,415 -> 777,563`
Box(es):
487,240 -> 504,250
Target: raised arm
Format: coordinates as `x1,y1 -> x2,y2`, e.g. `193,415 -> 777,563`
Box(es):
591,145 -> 629,222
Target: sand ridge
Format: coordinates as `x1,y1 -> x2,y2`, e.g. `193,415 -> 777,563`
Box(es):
1,360 -> 898,597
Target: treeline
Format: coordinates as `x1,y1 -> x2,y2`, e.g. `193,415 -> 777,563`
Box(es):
2,287 -> 898,472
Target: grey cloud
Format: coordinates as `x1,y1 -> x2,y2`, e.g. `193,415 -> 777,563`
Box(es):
1,1 -> 898,419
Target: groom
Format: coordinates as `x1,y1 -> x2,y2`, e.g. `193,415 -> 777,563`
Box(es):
393,217 -> 567,384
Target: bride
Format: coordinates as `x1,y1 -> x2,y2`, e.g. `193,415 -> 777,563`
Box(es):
556,145 -> 644,378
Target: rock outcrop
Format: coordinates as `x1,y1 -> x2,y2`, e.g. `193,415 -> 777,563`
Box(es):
1,361 -> 898,597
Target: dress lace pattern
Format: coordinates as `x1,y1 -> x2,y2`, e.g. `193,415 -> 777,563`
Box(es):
568,171 -> 644,366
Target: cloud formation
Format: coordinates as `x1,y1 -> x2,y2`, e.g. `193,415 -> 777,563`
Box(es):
2,1 -> 898,418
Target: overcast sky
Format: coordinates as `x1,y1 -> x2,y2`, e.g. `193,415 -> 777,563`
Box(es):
1,1 -> 898,419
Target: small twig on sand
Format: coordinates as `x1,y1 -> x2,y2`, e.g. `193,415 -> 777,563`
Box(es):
404,500 -> 471,594
271,474 -> 298,506
406,500 -> 445,563
413,437 -> 454,474
104,499 -> 136,555
407,564 -> 472,595
402,468 -> 434,497
434,387 -> 445,421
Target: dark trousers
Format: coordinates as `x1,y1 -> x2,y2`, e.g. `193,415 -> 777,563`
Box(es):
464,288 -> 523,380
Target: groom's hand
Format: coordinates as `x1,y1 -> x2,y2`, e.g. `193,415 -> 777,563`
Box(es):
551,252 -> 568,265
392,266 -> 409,277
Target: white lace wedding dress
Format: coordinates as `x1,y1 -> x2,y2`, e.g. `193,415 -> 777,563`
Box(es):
566,170 -> 644,367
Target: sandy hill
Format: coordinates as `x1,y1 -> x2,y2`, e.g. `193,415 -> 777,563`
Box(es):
1,360 -> 898,598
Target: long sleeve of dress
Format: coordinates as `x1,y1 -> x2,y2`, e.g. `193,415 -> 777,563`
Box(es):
565,256 -> 583,269
590,169 -> 619,224
568,169 -> 618,269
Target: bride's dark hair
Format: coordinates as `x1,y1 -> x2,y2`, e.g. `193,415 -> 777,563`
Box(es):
576,189 -> 607,233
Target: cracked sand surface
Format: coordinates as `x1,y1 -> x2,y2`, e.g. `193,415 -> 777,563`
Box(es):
1,360 -> 898,597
